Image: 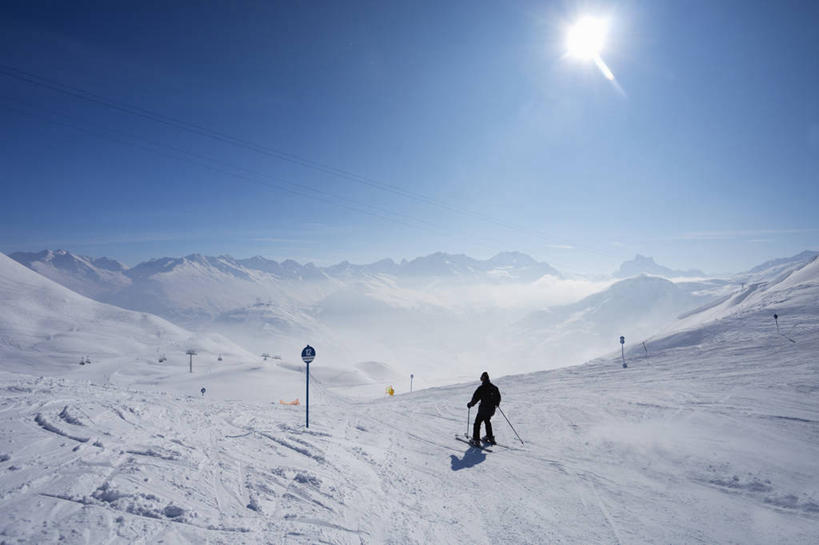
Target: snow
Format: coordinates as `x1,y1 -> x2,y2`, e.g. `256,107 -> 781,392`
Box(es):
1,252 -> 818,543
0,252 -> 311,401
10,249 -> 747,383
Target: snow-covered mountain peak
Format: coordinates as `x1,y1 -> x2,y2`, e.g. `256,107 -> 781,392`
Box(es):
9,249 -> 131,297
487,251 -> 538,267
90,256 -> 127,272
126,256 -> 182,279
11,248 -> 127,274
614,254 -> 705,278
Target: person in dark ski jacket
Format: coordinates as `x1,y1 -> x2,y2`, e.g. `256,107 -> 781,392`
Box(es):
467,371 -> 501,445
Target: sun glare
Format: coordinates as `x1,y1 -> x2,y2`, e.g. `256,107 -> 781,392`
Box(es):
565,15 -> 619,87
566,17 -> 608,60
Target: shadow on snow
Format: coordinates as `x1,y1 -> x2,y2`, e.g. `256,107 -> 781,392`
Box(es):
450,448 -> 487,471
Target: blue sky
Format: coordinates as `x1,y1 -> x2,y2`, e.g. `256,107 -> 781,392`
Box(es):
1,0 -> 817,273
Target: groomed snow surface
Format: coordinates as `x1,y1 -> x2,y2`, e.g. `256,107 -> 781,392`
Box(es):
1,257 -> 818,543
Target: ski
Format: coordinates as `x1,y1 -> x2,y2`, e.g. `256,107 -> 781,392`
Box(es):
484,440 -> 513,450
481,436 -> 506,449
455,434 -> 493,452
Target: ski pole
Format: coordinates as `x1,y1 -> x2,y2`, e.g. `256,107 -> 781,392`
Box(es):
497,406 -> 524,445
466,406 -> 470,438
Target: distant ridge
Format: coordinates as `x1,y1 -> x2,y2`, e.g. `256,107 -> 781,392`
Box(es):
10,249 -> 562,282
745,250 -> 819,275
614,254 -> 705,278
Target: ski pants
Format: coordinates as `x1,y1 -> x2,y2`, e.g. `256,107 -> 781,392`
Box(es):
473,411 -> 493,441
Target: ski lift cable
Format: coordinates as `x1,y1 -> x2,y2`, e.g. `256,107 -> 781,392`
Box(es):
0,64 -> 616,259
0,99 -> 453,236
0,98 -> 428,229
0,98 -> 546,253
0,65 -> 520,224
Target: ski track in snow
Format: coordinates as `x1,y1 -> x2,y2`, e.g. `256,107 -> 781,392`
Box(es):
1,259 -> 818,543
3,319 -> 817,545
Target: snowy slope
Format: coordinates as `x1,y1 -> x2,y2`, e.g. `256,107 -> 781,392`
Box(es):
740,250 -> 819,282
0,252 -> 314,401
669,255 -> 819,335
0,251 -> 191,370
0,256 -> 817,543
509,275 -> 720,371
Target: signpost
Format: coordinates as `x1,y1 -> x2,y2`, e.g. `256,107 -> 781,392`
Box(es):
619,336 -> 627,368
301,345 -> 316,428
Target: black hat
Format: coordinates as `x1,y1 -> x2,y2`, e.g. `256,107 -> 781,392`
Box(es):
480,371 -> 489,382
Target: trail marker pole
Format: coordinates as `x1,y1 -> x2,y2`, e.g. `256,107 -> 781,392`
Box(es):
774,313 -> 780,334
301,345 -> 316,428
620,336 -> 627,368
410,374 -> 414,393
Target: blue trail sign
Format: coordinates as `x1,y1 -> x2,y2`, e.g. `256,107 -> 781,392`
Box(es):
301,345 -> 315,427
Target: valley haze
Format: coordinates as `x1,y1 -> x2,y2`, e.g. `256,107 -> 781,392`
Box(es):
5,248 -> 817,394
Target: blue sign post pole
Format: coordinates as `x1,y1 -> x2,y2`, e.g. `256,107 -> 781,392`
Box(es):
301,345 -> 316,428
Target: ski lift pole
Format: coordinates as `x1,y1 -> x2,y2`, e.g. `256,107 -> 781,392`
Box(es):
186,349 -> 197,373
497,406 -> 524,445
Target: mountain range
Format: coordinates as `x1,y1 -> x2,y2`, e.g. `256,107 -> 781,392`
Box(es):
6,248 -> 817,380
10,249 -> 563,285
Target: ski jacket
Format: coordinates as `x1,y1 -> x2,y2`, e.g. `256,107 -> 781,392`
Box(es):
469,382 -> 501,416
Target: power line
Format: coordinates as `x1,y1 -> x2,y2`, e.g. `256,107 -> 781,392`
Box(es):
0,99 -> 445,235
0,64 -> 621,261
0,64 -> 523,230
0,98 -> 520,248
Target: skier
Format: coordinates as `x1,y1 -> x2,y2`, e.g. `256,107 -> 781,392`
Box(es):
467,371 -> 501,446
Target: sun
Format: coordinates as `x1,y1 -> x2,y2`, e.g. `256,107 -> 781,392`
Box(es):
566,16 -> 608,61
